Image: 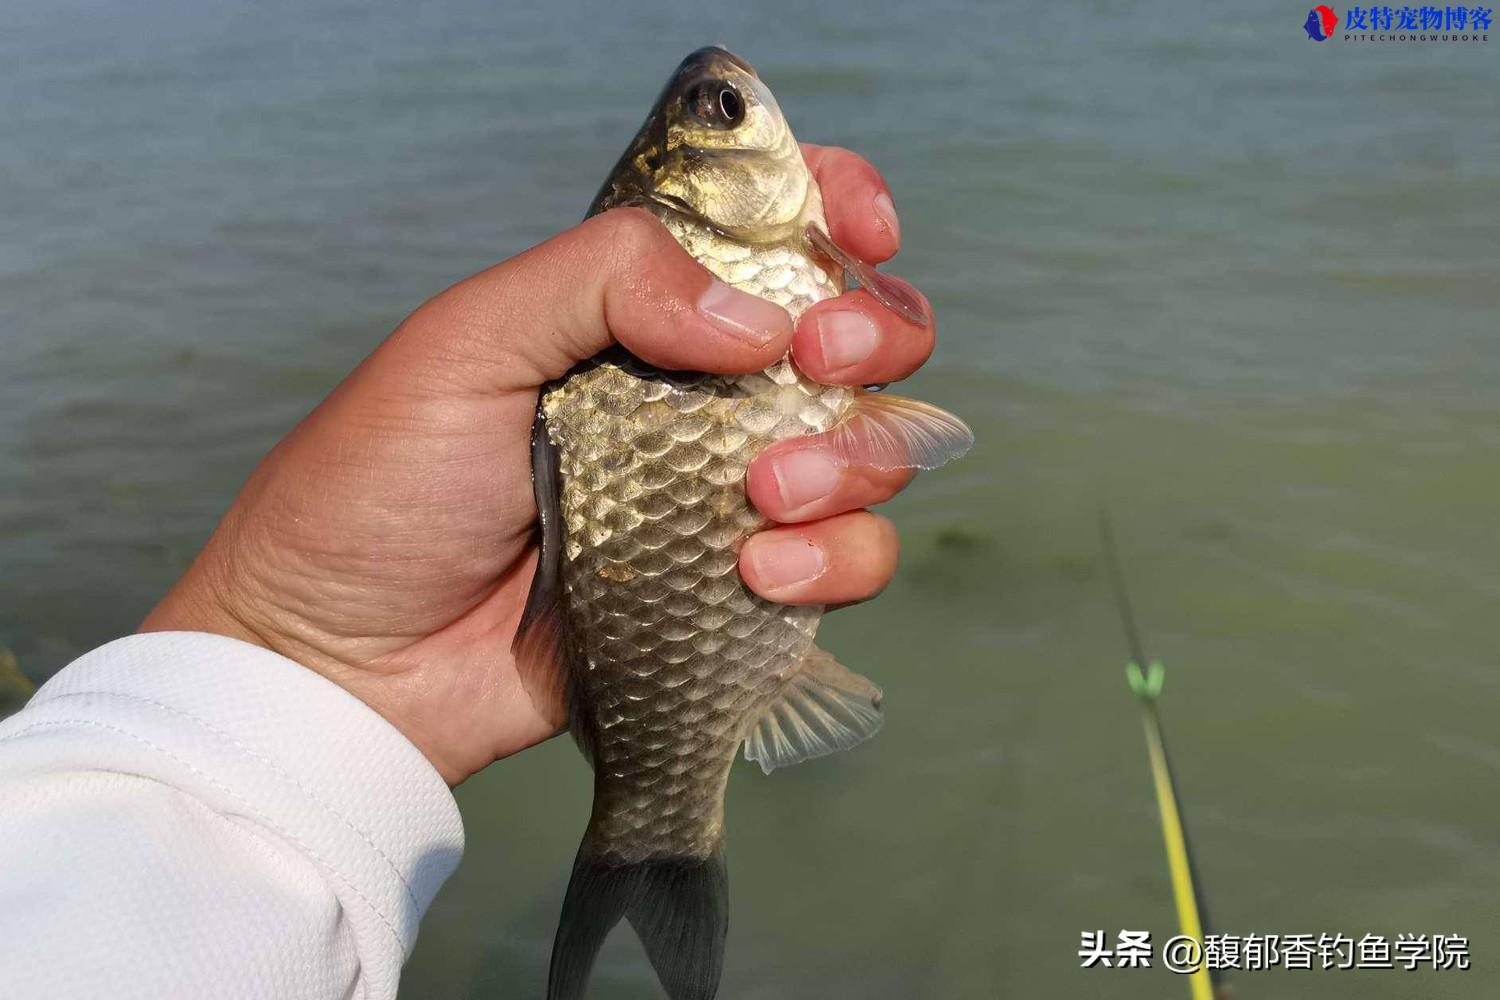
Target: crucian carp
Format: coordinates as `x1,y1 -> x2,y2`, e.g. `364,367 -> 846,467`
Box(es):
514,45 -> 972,1000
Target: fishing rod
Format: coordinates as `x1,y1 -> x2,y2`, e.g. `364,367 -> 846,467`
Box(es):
1099,513 -> 1233,1000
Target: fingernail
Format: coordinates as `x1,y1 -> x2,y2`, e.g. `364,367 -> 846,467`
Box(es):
872,192 -> 900,242
698,279 -> 788,347
746,535 -> 827,592
770,448 -> 842,515
815,310 -> 879,371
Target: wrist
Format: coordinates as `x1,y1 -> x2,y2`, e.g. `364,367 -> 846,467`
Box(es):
141,561 -> 271,652
141,558 -> 483,787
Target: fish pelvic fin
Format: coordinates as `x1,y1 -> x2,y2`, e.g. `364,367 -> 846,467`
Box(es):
744,646 -> 884,774
547,846 -> 729,1000
823,391 -> 974,472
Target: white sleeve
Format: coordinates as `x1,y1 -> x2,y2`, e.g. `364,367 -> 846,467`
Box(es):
0,631 -> 465,1000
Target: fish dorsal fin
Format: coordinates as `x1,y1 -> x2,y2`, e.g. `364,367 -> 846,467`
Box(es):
744,647 -> 884,774
825,392 -> 974,472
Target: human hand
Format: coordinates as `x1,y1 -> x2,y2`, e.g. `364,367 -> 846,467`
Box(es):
141,145 -> 939,786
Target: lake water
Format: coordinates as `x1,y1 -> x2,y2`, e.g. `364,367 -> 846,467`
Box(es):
2,2 -> 1497,997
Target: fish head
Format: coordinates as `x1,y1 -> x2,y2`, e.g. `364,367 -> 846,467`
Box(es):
591,46 -> 811,241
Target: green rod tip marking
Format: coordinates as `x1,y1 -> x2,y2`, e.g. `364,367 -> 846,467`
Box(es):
1125,660 -> 1168,701
1146,660 -> 1166,698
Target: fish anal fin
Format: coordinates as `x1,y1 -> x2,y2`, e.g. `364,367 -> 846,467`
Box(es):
820,391 -> 974,472
744,647 -> 884,775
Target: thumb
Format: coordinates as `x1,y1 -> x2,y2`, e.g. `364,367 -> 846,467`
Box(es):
379,207 -> 794,394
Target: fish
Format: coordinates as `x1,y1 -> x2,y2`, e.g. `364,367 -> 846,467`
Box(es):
514,46 -> 973,1000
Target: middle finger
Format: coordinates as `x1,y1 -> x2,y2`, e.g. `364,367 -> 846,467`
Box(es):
791,287 -> 935,386
747,438 -> 916,524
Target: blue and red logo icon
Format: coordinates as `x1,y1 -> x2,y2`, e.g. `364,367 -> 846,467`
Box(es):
1304,4 -> 1340,38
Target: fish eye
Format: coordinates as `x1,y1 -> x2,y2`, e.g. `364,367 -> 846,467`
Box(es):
686,81 -> 746,129
717,87 -> 743,124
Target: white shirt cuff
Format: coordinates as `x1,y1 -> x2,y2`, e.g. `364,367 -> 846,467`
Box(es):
7,631 -> 464,978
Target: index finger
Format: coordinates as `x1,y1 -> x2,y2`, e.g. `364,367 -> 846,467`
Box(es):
802,144 -> 901,265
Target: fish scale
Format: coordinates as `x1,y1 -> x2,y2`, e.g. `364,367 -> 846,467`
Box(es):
541,220 -> 850,865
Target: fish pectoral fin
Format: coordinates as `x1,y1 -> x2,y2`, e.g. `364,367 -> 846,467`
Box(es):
822,391 -> 974,472
805,222 -> 932,328
744,647 -> 884,775
512,401 -> 571,734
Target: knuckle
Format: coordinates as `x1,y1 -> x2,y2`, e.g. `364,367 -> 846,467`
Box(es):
828,145 -> 885,188
588,207 -> 669,267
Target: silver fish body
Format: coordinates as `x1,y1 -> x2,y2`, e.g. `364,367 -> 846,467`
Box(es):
521,46 -> 971,1000
542,228 -> 848,865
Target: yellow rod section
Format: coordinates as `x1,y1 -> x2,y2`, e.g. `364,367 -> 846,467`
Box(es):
1139,697 -> 1215,1000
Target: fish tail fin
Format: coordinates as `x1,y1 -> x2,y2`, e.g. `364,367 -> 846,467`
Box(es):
547,844 -> 729,1000
625,849 -> 729,1000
